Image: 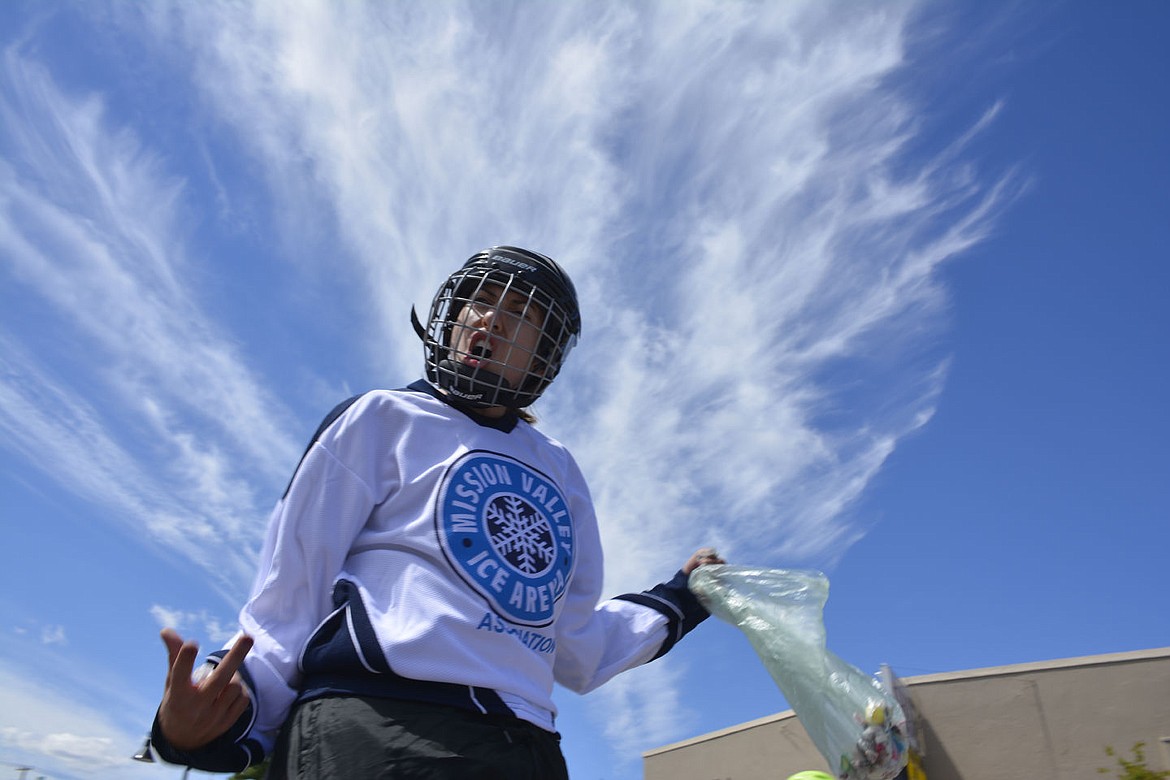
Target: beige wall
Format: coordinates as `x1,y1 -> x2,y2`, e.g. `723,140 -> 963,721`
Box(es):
644,647 -> 1170,780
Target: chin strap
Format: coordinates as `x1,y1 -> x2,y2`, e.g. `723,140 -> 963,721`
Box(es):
436,359 -> 526,409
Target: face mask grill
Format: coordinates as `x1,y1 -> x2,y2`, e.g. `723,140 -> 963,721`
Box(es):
422,265 -> 578,409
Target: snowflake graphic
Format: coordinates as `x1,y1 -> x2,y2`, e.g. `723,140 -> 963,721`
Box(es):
486,494 -> 556,575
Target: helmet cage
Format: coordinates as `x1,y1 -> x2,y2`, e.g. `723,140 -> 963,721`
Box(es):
421,248 -> 580,409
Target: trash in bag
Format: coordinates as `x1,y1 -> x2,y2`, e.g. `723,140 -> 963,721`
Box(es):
689,565 -> 907,780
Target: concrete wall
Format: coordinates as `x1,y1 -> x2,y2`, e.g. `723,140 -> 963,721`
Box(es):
644,647 -> 1170,780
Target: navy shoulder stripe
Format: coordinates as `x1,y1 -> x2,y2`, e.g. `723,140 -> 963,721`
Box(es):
281,394 -> 364,500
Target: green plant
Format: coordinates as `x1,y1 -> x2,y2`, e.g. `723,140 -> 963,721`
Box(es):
229,758 -> 271,779
1097,742 -> 1170,780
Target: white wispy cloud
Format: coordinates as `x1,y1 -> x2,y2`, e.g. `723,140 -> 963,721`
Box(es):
0,48 -> 307,598
590,655 -> 696,760
0,661 -> 157,779
40,625 -> 66,646
149,604 -> 238,644
7,620 -> 67,647
132,1 -> 636,374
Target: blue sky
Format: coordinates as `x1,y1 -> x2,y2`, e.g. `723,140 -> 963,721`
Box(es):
1,2 -> 1166,778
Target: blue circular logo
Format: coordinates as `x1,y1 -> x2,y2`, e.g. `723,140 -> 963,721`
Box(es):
437,451 -> 574,626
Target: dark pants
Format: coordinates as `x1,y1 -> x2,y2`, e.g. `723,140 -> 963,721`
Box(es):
269,695 -> 570,780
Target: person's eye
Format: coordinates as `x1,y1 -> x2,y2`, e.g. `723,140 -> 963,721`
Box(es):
469,295 -> 498,313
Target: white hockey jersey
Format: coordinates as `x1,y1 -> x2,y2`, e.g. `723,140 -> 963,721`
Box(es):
151,381 -> 708,772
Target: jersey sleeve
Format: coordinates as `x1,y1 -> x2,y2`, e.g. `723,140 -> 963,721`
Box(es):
150,393 -> 394,770
550,468 -> 711,694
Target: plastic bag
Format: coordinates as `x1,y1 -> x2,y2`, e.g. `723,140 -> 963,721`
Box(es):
689,565 -> 907,780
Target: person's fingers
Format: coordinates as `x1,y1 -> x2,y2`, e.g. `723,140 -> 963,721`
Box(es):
203,678 -> 251,734
162,631 -> 200,690
161,628 -> 185,668
204,635 -> 253,695
159,674 -> 252,752
696,548 -> 724,564
221,634 -> 254,675
212,680 -> 243,713
684,547 -> 726,574
222,688 -> 252,727
205,685 -> 252,738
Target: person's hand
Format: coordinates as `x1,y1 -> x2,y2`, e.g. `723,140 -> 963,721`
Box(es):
683,547 -> 725,575
157,629 -> 254,751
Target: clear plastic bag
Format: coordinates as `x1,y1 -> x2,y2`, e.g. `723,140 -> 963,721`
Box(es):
689,565 -> 907,780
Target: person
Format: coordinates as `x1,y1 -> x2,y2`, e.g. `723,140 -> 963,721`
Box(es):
149,246 -> 725,779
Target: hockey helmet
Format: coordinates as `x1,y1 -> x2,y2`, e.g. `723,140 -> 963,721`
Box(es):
413,246 -> 581,410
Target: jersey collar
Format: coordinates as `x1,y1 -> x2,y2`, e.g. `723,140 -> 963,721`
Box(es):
408,379 -> 521,433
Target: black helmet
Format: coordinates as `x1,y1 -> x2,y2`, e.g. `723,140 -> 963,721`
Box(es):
413,246 -> 581,410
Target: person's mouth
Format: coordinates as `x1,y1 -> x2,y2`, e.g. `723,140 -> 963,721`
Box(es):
465,334 -> 493,367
